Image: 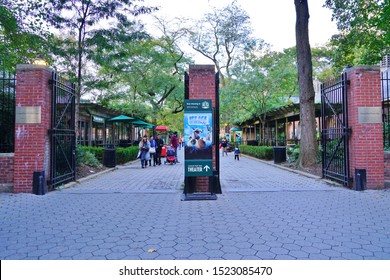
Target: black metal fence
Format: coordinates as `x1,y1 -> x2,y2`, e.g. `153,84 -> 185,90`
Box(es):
0,69 -> 15,153
382,70 -> 390,150
49,72 -> 76,187
321,72 -> 350,186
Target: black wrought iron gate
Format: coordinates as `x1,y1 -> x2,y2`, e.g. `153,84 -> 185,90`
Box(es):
321,72 -> 351,186
49,72 -> 76,188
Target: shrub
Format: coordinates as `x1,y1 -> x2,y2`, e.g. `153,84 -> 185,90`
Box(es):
76,146 -> 102,167
77,145 -> 140,166
287,145 -> 300,163
239,145 -> 273,160
116,146 -> 139,165
79,146 -> 104,163
286,144 -> 323,164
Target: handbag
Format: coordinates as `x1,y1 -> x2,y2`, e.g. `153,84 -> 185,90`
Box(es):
149,147 -> 156,153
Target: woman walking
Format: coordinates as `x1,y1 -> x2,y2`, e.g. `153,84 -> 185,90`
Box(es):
149,135 -> 157,166
138,135 -> 150,168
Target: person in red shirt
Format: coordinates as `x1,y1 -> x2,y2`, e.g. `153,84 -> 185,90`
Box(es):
170,131 -> 179,163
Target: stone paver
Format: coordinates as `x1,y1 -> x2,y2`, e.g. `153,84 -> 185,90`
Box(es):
1,148 -> 390,260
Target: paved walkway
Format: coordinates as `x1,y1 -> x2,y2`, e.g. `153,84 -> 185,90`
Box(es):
1,149 -> 390,260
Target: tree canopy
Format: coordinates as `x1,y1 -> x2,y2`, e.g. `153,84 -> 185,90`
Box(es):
325,0 -> 390,70
189,0 -> 266,87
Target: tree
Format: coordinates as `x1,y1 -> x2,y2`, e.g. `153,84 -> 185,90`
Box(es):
0,1 -> 48,70
45,0 -> 156,133
90,22 -> 190,125
325,0 -> 390,70
189,0 -> 263,87
221,48 -> 299,145
294,0 -> 317,167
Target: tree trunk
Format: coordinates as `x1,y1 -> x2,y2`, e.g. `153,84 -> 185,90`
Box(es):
294,0 -> 318,167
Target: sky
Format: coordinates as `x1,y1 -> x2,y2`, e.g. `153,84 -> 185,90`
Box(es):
142,0 -> 338,63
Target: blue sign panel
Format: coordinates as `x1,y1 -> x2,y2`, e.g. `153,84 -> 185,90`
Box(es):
184,99 -> 213,177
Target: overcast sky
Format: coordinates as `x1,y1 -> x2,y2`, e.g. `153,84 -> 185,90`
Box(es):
142,0 -> 338,63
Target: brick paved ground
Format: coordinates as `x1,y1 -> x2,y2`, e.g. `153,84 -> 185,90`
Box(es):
1,149 -> 390,260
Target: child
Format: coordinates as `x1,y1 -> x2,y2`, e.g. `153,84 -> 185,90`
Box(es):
234,145 -> 240,160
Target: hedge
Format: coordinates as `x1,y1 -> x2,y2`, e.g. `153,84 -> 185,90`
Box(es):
239,145 -> 274,160
77,146 -> 139,165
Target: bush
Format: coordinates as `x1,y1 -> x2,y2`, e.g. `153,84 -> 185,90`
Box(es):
286,144 -> 323,164
116,146 -> 139,165
287,145 -> 300,163
76,146 -> 102,167
239,145 -> 273,160
77,145 -> 140,166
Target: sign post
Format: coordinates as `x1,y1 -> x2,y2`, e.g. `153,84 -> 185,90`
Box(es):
183,99 -> 217,200
184,99 -> 213,176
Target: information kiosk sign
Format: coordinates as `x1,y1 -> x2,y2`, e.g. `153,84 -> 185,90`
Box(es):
184,99 -> 213,177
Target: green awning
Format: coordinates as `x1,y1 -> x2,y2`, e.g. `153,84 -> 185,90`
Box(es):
132,120 -> 154,128
231,127 -> 242,131
92,115 -> 105,123
107,115 -> 135,122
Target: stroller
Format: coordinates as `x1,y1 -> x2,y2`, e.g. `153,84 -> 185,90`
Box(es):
164,146 -> 176,164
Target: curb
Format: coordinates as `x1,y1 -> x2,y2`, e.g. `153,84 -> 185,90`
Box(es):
57,167 -> 118,190
240,154 -> 342,188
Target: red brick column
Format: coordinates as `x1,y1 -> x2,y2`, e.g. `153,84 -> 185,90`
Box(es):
347,66 -> 384,189
13,65 -> 52,193
188,65 -> 216,192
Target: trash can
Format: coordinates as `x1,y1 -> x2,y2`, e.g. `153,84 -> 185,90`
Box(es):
103,147 -> 116,167
354,169 -> 366,191
33,170 -> 46,195
273,146 -> 286,164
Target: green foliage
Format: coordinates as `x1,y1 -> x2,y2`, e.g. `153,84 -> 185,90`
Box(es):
220,47 -> 299,129
78,146 -> 104,163
239,145 -> 273,160
0,2 -> 49,70
384,122 -> 390,151
286,144 -> 322,164
77,145 -> 139,166
115,146 -> 139,165
91,21 -> 190,124
287,145 -> 301,163
325,0 -> 389,70
76,146 -> 102,167
324,138 -> 344,162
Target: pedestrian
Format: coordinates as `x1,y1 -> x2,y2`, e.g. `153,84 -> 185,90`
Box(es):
149,135 -> 157,166
170,131 -> 179,163
234,145 -> 241,160
138,135 -> 150,168
178,135 -> 182,150
221,136 -> 228,156
155,134 -> 164,165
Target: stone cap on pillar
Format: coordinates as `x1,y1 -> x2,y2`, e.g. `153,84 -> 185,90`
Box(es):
16,64 -> 52,72
189,65 -> 215,71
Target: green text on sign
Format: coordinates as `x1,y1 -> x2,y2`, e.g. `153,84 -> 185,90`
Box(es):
185,160 -> 213,177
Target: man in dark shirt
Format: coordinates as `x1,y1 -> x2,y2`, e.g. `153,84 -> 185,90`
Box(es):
155,134 -> 164,165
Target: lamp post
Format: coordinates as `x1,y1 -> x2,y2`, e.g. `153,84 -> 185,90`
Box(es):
32,56 -> 48,66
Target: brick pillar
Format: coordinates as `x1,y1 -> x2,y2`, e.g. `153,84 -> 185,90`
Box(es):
188,65 -> 216,192
14,65 -> 52,193
347,66 -> 384,189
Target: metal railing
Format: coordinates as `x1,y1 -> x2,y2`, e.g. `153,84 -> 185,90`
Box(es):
382,70 -> 390,150
0,69 -> 15,153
